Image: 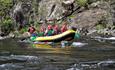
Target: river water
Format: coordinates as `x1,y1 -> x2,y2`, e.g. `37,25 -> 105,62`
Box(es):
0,37 -> 115,70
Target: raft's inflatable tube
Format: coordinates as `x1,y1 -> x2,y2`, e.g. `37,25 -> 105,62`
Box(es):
32,29 -> 76,42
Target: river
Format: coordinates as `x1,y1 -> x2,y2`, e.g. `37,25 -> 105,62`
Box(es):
0,37 -> 115,70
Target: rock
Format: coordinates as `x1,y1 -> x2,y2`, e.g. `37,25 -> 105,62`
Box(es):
68,1 -> 115,36
22,32 -> 31,38
62,0 -> 75,5
90,1 -> 100,8
98,60 -> 115,68
62,0 -> 75,11
13,2 -> 25,30
9,33 -> 15,38
72,8 -> 107,29
38,0 -> 65,20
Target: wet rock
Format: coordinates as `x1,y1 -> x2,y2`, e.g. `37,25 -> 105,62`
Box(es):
66,64 -> 81,70
0,63 -> 24,70
98,60 -> 115,68
9,33 -> 15,38
22,32 -> 31,38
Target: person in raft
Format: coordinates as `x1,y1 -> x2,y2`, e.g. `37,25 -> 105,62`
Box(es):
28,24 -> 36,34
53,24 -> 60,35
45,24 -> 54,36
38,23 -> 47,37
60,22 -> 68,33
28,24 -> 37,37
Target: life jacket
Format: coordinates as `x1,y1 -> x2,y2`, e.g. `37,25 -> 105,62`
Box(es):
38,32 -> 44,37
53,25 -> 58,31
61,24 -> 67,33
47,29 -> 54,36
53,25 -> 59,34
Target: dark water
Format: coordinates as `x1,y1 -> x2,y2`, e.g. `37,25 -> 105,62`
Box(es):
0,37 -> 115,70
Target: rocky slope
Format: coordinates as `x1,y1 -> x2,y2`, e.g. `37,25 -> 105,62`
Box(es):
0,0 -> 115,37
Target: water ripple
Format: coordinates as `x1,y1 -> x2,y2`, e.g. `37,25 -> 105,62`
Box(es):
0,63 -> 24,70
67,60 -> 115,70
0,55 -> 40,64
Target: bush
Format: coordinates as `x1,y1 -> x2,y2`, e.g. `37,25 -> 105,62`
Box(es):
19,27 -> 28,34
96,24 -> 106,30
0,0 -> 13,22
1,18 -> 14,35
76,0 -> 88,7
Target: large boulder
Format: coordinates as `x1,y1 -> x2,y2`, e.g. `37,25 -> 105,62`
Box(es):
69,1 -> 115,36
72,8 -> 107,29
38,0 -> 65,20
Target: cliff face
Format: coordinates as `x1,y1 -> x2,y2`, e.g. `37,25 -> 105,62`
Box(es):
3,0 -> 115,25
38,0 -> 64,20
12,0 -> 115,25
12,0 -> 66,22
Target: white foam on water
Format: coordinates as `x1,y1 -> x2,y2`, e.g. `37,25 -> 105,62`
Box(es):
0,63 -> 24,69
71,42 -> 88,47
66,68 -> 80,70
10,55 -> 39,61
103,37 -> 115,40
94,36 -> 115,40
97,60 -> 115,66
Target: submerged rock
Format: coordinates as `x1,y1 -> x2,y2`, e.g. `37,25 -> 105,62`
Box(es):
98,60 -> 115,68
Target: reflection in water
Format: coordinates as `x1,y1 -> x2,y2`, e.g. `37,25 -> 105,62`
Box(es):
0,38 -> 115,70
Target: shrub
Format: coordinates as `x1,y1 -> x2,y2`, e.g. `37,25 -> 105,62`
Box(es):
19,27 -> 28,34
1,18 -> 14,35
96,24 -> 106,30
76,0 -> 88,7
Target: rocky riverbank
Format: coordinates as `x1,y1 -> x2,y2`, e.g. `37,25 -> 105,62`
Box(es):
0,0 -> 115,39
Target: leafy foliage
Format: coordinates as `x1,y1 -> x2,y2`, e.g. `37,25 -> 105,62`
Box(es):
76,0 -> 88,7
96,24 -> 105,30
0,17 -> 14,35
19,27 -> 28,34
0,0 -> 13,23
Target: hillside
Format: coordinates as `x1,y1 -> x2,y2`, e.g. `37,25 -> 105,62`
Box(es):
0,0 -> 115,37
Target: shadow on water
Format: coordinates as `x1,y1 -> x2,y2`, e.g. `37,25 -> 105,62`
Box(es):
0,37 -> 115,70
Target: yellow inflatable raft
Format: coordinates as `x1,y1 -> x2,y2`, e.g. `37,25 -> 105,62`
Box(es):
34,29 -> 76,42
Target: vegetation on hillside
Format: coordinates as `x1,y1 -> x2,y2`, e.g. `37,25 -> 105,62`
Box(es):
0,0 -> 115,36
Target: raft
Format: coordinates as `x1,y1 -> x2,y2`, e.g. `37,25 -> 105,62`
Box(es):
31,29 -> 79,42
